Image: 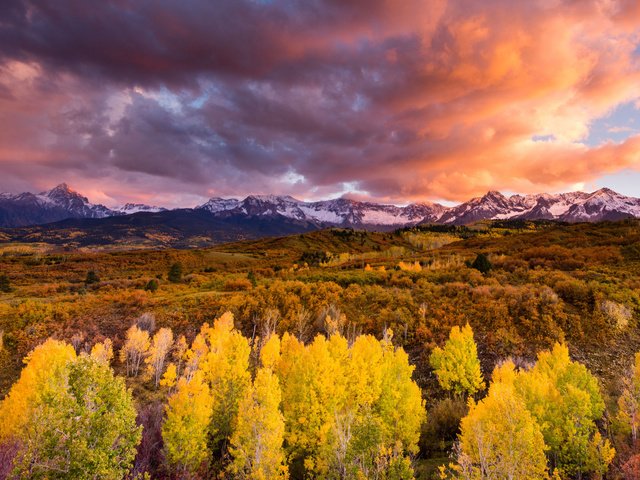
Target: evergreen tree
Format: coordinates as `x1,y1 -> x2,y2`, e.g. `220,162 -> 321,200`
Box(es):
84,270 -> 100,285
470,253 -> 492,274
0,273 -> 12,293
168,263 -> 183,283
145,278 -> 159,292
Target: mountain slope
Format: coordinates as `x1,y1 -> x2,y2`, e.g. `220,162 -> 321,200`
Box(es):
0,209 -> 321,248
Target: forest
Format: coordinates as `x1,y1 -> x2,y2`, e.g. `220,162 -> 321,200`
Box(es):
0,219 -> 639,479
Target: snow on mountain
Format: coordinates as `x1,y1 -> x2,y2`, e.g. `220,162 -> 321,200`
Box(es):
439,191 -> 516,224
195,195 -> 448,227
40,183 -> 114,218
1,183 -> 639,229
436,189 -> 640,225
558,188 -> 640,222
0,183 -> 118,227
115,203 -> 167,214
192,189 -> 640,227
0,184 -> 165,227
197,197 -> 241,213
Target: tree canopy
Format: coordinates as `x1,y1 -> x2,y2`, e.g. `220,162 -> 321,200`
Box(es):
430,324 -> 485,397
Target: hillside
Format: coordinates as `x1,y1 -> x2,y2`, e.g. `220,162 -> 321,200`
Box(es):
0,209 -> 322,249
1,219 -> 639,478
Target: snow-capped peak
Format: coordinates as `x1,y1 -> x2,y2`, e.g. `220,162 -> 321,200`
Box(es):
115,203 -> 167,214
436,189 -> 640,225
41,183 -> 89,204
46,182 -> 73,195
244,194 -> 301,203
197,197 -> 241,213
195,193 -> 448,227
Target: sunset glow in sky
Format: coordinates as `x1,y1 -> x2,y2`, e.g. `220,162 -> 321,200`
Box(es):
1,0 -> 640,207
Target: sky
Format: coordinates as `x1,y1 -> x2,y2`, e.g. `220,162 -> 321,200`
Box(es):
0,0 -> 640,208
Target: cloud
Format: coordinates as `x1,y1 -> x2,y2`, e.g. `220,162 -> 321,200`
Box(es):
0,0 -> 639,205
608,126 -> 637,133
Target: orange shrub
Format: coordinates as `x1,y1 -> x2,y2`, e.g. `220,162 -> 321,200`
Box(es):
223,278 -> 253,292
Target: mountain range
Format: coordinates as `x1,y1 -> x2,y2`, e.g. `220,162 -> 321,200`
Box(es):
0,183 -> 166,228
0,184 -> 638,246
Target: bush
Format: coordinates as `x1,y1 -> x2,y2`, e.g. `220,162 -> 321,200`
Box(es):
223,278 -> 253,292
623,454 -> 640,480
145,279 -> 159,292
554,279 -> 592,307
136,312 -> 156,333
85,270 -> 100,285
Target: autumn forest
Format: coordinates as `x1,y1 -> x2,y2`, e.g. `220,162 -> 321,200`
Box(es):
0,220 -> 638,479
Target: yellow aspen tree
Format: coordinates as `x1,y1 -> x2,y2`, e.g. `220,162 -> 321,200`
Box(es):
120,325 -> 150,377
430,323 -> 485,397
11,354 -> 141,479
334,333 -> 384,478
90,338 -> 114,365
0,339 -> 76,441
260,334 -> 281,370
147,327 -> 174,387
184,328 -> 209,381
162,371 -> 214,476
336,332 -> 426,479
160,362 -> 178,389
173,334 -> 189,377
347,334 -> 384,409
514,343 -> 614,478
198,312 -> 251,448
229,367 -> 288,480
276,333 -> 305,386
455,365 -> 549,480
378,331 -> 426,469
276,333 -> 346,478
